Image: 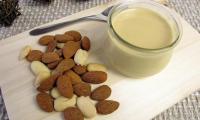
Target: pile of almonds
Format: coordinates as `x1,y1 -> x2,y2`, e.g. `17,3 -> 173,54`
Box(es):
19,30 -> 119,120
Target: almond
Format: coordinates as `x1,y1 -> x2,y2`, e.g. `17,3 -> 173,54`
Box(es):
35,71 -> 51,87
31,61 -> 51,75
47,58 -> 63,69
51,88 -> 61,99
72,65 -> 87,75
56,43 -> 65,49
96,100 -> 119,115
27,50 -> 43,62
64,107 -> 84,120
91,85 -> 111,101
42,52 -> 60,64
81,36 -> 90,51
77,96 -> 97,118
64,70 -> 82,85
54,95 -> 77,112
36,92 -> 54,112
82,71 -> 107,84
63,41 -> 80,59
37,74 -> 59,92
38,35 -> 54,45
54,59 -> 75,74
55,34 -> 74,43
46,40 -> 57,52
73,83 -> 91,97
57,75 -> 73,98
87,63 -> 107,72
74,49 -> 88,66
65,30 -> 82,41
19,45 -> 32,60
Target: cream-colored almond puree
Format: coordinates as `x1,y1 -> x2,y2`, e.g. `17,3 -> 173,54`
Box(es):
112,8 -> 173,49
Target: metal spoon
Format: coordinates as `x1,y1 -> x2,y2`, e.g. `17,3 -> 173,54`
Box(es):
29,6 -> 113,36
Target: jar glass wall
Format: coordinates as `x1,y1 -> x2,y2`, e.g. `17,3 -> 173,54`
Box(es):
104,0 -> 182,78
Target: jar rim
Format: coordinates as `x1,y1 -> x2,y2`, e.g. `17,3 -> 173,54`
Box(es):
108,0 -> 182,53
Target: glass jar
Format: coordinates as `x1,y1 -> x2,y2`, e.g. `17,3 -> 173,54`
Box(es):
104,0 -> 182,78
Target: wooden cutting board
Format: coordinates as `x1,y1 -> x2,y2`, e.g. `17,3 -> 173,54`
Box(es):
0,1 -> 200,120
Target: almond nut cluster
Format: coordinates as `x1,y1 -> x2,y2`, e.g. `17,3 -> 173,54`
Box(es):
19,30 -> 119,120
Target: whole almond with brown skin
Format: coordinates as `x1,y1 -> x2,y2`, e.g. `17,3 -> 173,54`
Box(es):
73,83 -> 91,97
63,41 -> 80,59
65,30 -> 82,42
91,85 -> 111,101
47,58 -> 63,69
64,107 -> 84,120
82,71 -> 107,84
96,100 -> 119,115
46,40 -> 57,52
42,52 -> 60,64
81,36 -> 90,51
73,65 -> 87,75
55,34 -> 74,43
55,59 -> 75,74
57,75 -> 73,98
27,50 -> 43,62
36,92 -> 54,112
37,74 -> 59,92
64,70 -> 82,85
39,35 -> 54,45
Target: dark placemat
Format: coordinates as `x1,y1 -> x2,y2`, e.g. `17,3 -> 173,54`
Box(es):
0,0 -> 200,120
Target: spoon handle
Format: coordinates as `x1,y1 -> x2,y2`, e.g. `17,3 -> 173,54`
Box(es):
29,15 -> 107,36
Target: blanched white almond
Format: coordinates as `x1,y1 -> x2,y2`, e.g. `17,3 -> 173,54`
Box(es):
77,96 -> 97,118
87,63 -> 107,72
51,88 -> 61,99
34,71 -> 50,87
31,61 -> 51,75
74,49 -> 88,66
54,95 -> 77,112
19,45 -> 32,60
57,43 -> 65,49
